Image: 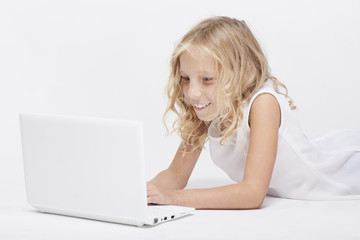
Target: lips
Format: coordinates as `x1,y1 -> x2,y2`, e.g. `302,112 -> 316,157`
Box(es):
193,103 -> 211,110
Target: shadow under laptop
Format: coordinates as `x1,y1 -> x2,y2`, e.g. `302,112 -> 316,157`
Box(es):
25,206 -> 194,228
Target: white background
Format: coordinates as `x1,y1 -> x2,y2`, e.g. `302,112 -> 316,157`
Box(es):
1,0 -> 360,205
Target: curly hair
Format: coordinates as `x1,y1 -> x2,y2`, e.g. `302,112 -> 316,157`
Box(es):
164,16 -> 295,153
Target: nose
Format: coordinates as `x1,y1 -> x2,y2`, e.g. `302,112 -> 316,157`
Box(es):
187,80 -> 202,100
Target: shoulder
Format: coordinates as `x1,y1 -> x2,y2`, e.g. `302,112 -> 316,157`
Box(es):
249,93 -> 281,128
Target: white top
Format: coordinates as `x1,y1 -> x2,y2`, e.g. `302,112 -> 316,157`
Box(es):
208,80 -> 360,200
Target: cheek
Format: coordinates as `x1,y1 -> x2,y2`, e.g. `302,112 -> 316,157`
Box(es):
181,85 -> 190,104
209,89 -> 218,111
209,88 -> 217,102
182,84 -> 189,97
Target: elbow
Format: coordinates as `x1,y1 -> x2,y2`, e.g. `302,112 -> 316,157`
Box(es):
233,196 -> 264,210
241,193 -> 264,209
242,183 -> 267,209
246,195 -> 265,210
252,195 -> 265,209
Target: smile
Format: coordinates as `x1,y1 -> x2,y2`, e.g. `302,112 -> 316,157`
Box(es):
193,103 -> 211,110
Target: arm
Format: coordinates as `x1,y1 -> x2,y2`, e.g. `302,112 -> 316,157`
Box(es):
148,93 -> 280,209
147,142 -> 201,190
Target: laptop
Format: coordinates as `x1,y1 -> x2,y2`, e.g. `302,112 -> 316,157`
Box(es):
19,113 -> 195,227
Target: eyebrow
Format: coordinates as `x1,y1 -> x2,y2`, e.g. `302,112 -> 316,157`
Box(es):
179,70 -> 215,75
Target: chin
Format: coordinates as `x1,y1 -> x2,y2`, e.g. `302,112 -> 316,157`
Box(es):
197,115 -> 216,122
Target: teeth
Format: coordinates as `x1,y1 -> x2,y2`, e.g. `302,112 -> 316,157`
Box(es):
194,103 -> 209,109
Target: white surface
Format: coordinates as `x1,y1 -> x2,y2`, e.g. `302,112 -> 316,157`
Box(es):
1,1 -> 360,238
1,180 -> 360,240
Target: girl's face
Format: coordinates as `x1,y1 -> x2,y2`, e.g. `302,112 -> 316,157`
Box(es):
180,48 -> 218,122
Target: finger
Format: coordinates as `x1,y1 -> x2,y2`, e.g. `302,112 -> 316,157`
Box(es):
147,182 -> 157,189
146,185 -> 158,196
146,183 -> 156,191
147,189 -> 159,197
147,191 -> 155,197
147,196 -> 159,204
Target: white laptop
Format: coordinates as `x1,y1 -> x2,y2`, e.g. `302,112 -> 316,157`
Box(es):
19,113 -> 195,227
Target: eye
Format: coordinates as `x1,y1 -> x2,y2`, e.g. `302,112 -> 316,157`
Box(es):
202,77 -> 213,82
181,76 -> 190,81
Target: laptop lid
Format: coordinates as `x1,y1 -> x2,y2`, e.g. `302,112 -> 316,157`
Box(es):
19,113 -> 148,225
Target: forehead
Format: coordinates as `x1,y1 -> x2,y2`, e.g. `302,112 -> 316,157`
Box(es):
179,47 -> 217,73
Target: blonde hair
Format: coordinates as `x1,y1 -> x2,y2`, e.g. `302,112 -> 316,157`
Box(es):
164,16 -> 295,153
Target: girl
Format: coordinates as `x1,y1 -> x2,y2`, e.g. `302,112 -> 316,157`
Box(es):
147,16 -> 360,209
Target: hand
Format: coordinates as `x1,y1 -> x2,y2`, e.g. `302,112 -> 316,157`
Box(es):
147,182 -> 178,205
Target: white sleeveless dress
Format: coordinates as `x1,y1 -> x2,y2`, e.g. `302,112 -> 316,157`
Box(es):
208,80 -> 360,200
